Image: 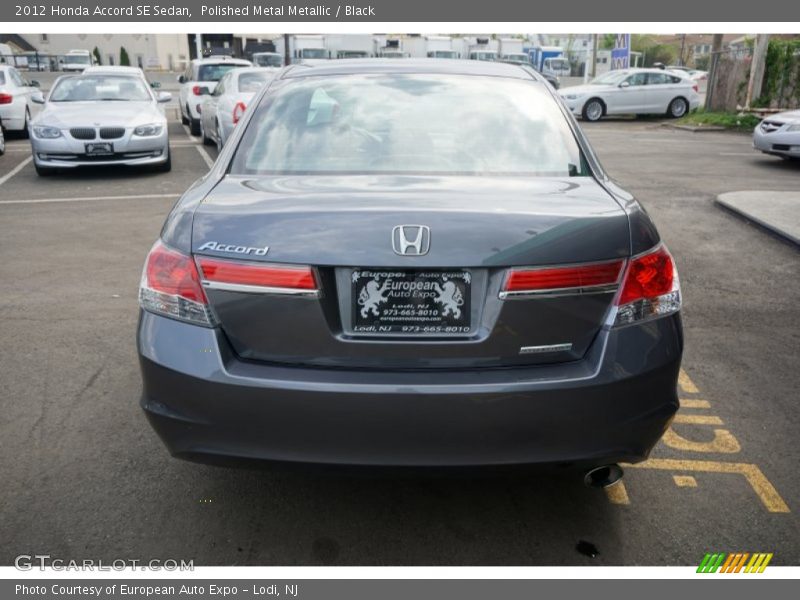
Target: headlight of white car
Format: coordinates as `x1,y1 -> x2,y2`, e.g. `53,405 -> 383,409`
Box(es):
786,123 -> 800,132
33,126 -> 62,139
133,124 -> 164,137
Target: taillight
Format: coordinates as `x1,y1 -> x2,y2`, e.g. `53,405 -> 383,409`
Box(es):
197,257 -> 319,296
501,260 -> 624,298
192,85 -> 205,96
692,83 -> 699,93
0,93 -> 13,105
139,240 -> 215,326
232,101 -> 246,125
614,245 -> 681,326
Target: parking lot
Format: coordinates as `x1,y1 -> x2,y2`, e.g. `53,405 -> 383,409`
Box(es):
1,112 -> 798,566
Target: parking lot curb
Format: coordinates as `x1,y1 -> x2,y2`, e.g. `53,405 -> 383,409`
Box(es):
716,191 -> 800,247
661,123 -> 726,132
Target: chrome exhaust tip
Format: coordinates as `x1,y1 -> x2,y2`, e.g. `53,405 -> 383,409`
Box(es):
584,464 -> 624,488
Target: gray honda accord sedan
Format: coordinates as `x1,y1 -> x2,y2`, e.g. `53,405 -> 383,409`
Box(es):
138,60 -> 682,477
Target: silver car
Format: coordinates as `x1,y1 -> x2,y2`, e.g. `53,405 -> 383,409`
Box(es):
753,110 -> 800,160
29,73 -> 172,176
200,67 -> 278,150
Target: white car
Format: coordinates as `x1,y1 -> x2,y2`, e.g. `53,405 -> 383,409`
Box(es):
753,110 -> 800,160
0,65 -> 42,136
199,67 -> 278,150
178,56 -> 251,136
558,68 -> 701,122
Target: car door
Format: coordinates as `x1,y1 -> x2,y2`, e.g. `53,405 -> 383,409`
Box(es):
204,73 -> 226,138
612,72 -> 649,113
646,72 -> 679,112
8,68 -> 33,121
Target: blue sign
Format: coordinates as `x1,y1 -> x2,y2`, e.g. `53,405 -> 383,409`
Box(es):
611,34 -> 631,70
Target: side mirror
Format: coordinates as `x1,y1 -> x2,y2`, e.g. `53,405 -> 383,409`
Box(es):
619,81 -> 630,88
156,91 -> 172,103
177,75 -> 185,84
31,91 -> 45,104
30,80 -> 40,88
150,81 -> 162,89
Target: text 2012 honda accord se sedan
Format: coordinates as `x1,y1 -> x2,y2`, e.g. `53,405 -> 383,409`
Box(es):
138,60 -> 682,479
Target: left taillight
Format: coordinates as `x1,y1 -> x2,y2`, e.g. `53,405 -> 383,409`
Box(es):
692,83 -> 699,93
0,93 -> 13,105
138,240 -> 216,326
613,244 -> 681,326
232,101 -> 246,125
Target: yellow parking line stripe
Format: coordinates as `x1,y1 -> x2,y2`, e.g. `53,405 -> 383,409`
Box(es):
758,553 -> 773,573
625,458 -> 790,513
680,398 -> 711,409
672,475 -> 698,487
678,369 -> 699,394
604,481 -> 630,505
661,427 -> 741,454
672,414 -> 723,425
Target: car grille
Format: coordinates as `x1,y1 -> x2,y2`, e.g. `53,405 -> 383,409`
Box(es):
99,127 -> 125,140
760,121 -> 783,133
70,127 -> 96,140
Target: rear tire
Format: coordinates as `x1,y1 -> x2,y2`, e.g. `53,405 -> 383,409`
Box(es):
189,116 -> 201,137
21,108 -> 30,139
0,125 -> 5,156
181,105 -> 189,125
667,97 -> 688,119
582,98 -> 604,122
215,120 -> 223,152
201,120 -> 213,146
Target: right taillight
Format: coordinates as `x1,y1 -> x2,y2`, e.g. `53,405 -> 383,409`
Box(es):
614,244 -> 681,326
0,93 -> 13,105
139,240 -> 216,326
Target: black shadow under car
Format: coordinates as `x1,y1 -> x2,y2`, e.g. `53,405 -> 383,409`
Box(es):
137,60 -> 683,474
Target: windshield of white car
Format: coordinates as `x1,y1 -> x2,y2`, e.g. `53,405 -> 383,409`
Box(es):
253,55 -> 282,67
590,71 -> 629,85
238,72 -> 274,93
231,74 -> 588,177
198,63 -> 246,82
49,75 -> 152,102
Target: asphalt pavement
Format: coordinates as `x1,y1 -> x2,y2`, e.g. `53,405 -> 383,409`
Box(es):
0,117 -> 798,566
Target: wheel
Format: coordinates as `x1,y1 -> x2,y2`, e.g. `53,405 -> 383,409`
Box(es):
34,161 -> 56,176
582,98 -> 604,122
200,119 -> 213,146
215,120 -> 223,152
154,149 -> 172,173
181,105 -> 189,125
21,108 -> 30,139
189,116 -> 201,136
0,125 -> 5,156
667,97 -> 688,119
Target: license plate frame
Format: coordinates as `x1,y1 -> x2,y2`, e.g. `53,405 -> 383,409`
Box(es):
85,142 -> 114,156
351,269 -> 472,335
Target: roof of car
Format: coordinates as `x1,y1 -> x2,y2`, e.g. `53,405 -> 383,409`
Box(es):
281,58 -> 539,80
192,57 -> 251,65
83,66 -> 145,76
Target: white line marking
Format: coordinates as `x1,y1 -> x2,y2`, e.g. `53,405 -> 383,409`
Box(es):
195,145 -> 215,169
0,193 -> 180,206
719,152 -> 759,156
0,156 -> 33,186
182,124 -> 200,143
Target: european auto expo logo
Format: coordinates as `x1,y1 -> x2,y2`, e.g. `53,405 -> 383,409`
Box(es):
697,552 -> 773,573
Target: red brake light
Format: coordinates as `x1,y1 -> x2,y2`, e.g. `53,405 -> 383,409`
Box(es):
197,257 -> 317,291
503,260 -> 624,294
192,85 -> 205,96
0,93 -> 13,105
692,83 -> 699,93
617,246 -> 675,305
144,241 -> 207,303
232,101 -> 246,125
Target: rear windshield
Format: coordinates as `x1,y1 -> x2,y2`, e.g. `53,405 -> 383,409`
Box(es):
198,63 -> 246,82
231,74 -> 587,176
238,71 -> 274,93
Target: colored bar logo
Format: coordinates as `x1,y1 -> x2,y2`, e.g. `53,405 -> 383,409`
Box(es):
697,552 -> 773,573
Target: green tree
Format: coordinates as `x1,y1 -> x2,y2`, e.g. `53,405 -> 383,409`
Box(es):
92,46 -> 101,66
119,46 -> 130,66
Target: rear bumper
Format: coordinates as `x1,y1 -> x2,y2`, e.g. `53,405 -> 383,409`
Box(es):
138,311 -> 682,468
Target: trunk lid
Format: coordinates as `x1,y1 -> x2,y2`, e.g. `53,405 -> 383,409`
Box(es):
191,175 -> 630,369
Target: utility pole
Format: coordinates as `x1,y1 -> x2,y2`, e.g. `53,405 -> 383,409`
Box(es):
679,34 -> 686,66
704,34 -> 724,111
194,34 -> 203,60
284,34 -> 290,66
745,34 -> 770,110
591,33 -> 598,78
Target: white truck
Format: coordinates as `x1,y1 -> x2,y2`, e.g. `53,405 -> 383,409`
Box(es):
325,35 -> 374,59
289,35 -> 328,62
425,36 -> 459,59
468,38 -> 499,62
62,49 -> 93,72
